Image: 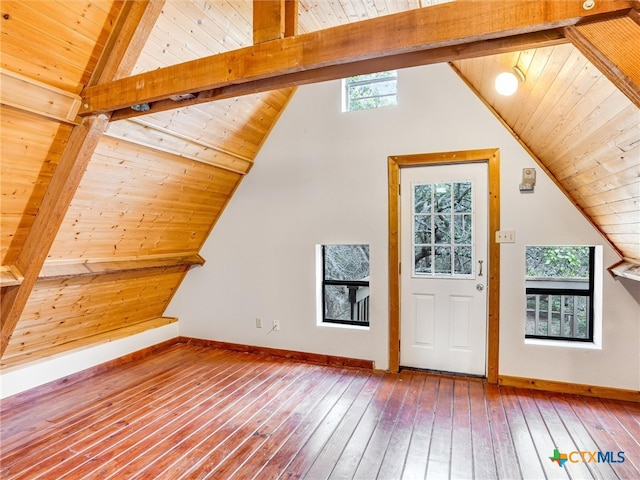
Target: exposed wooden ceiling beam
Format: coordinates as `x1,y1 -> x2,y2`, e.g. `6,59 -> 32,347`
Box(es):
253,0 -> 286,43
38,254 -> 205,282
110,29 -> 568,121
0,115 -> 110,357
0,0 -> 165,358
284,0 -> 298,38
80,0 -> 634,119
0,68 -> 81,124
564,12 -> 640,108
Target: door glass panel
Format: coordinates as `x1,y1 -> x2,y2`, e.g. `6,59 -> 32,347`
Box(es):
434,215 -> 451,244
434,246 -> 451,274
414,215 -> 431,244
454,214 -> 472,244
454,182 -> 472,212
454,246 -> 472,275
412,181 -> 474,277
414,184 -> 432,213
434,184 -> 451,212
415,246 -> 432,274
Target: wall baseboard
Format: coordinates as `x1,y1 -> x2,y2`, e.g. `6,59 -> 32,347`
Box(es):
0,338 -> 181,409
179,337 -> 375,370
7,339 -> 635,410
499,375 -> 640,403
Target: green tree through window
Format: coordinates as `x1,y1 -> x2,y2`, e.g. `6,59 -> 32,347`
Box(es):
525,246 -> 594,342
344,71 -> 397,112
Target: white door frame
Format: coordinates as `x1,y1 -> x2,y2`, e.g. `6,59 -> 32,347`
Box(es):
388,149 -> 501,383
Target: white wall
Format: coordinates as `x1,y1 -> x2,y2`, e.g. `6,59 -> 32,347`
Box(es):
0,323 -> 178,399
168,63 -> 640,390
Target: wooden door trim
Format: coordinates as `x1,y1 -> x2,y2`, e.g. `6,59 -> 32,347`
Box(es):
388,149 -> 500,383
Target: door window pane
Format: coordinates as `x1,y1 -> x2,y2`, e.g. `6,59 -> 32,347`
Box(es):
454,182 -> 472,212
414,215 -> 431,244
412,181 -> 474,277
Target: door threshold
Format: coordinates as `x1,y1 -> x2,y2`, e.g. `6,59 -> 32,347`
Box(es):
399,366 -> 486,380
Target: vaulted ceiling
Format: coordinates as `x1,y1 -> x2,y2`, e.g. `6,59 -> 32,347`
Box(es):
1,0 -> 638,369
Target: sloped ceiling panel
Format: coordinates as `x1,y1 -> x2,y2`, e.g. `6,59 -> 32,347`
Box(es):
0,0 -> 120,267
452,44 -> 639,261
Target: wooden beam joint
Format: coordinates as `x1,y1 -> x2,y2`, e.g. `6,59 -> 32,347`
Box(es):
80,1 -> 634,118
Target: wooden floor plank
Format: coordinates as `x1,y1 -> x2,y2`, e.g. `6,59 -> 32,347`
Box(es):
500,386 -> 546,479
515,388 -> 569,479
468,379 -> 498,479
326,372 -> 398,479
352,369 -> 413,479
282,369 -> 368,479
179,364 -> 321,479
401,375 -> 440,480
1,351 -> 240,476
425,376 -> 454,478
569,394 -> 640,478
547,391 -> 619,480
376,371 -> 425,480
529,389 -> 594,480
450,378 -> 474,480
602,397 -> 640,444
31,353 -> 275,479
2,343 -> 640,480
0,343 -> 201,449
226,365 -> 351,479
250,366 -> 358,479
484,383 -> 525,479
100,357 -> 297,479
302,372 -> 384,480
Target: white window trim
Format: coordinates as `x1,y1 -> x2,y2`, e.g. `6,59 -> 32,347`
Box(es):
315,244 -> 371,330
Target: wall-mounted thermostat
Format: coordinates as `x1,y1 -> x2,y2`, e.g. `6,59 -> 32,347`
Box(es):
519,167 -> 536,193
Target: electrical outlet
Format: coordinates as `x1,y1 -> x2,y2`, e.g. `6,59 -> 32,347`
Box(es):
273,320 -> 280,331
495,230 -> 516,243
256,317 -> 262,328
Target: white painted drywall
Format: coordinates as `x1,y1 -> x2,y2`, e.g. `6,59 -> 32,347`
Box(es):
167,63 -> 640,390
0,323 -> 178,399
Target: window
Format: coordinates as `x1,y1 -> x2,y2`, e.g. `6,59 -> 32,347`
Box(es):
525,246 -> 595,342
413,181 -> 474,277
343,71 -> 397,112
321,244 -> 370,327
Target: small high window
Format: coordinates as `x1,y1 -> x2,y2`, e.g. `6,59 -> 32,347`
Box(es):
525,246 -> 595,342
343,71 -> 397,112
321,244 -> 370,327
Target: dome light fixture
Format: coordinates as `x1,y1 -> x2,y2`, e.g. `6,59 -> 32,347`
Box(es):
494,66 -> 526,96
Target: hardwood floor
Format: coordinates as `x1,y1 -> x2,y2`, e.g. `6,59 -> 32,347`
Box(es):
1,343 -> 639,479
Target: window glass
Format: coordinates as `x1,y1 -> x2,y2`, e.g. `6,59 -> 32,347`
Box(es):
344,71 -> 397,112
525,246 -> 594,341
322,245 -> 370,326
413,181 -> 473,277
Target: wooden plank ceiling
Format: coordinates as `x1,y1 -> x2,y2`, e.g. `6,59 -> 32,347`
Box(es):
1,0 -> 638,370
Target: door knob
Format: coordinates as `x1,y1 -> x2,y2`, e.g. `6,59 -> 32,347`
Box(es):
476,283 -> 484,292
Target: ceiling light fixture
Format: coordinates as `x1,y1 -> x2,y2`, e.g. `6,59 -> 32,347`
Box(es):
495,66 -> 526,96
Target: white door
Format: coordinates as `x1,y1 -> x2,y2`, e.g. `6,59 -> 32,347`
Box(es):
400,162 -> 488,376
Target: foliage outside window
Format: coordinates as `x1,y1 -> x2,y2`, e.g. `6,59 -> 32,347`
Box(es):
322,245 -> 370,326
343,71 -> 397,112
525,246 -> 594,342
413,182 -> 474,277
